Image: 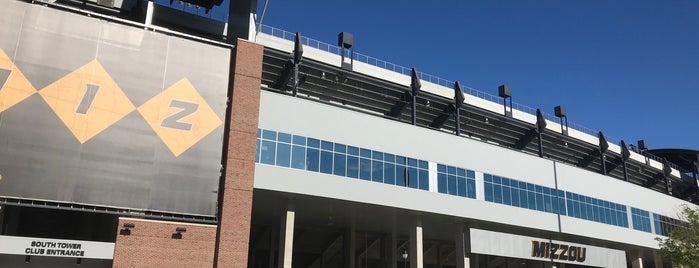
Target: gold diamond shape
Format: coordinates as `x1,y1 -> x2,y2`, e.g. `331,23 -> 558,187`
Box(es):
39,60 -> 135,143
0,48 -> 37,113
138,78 -> 222,157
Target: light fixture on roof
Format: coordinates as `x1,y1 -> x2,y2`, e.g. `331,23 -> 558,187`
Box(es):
620,140 -> 631,182
338,32 -> 354,70
598,132 -> 609,175
498,85 -> 512,117
429,81 -> 465,135
272,32 -> 306,96
535,109 -> 547,158
554,105 -> 568,135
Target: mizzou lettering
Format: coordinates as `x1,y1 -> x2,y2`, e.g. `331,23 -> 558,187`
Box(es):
531,241 -> 586,262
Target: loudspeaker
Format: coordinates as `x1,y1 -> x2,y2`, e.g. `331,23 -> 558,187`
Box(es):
338,32 -> 353,49
498,85 -> 511,98
555,105 -> 566,117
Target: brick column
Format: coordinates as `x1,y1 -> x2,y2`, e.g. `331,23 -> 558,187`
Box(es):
112,217 -> 217,268
213,38 -> 264,267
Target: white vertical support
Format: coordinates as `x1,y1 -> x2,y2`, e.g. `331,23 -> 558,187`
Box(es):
144,1 -> 154,28
278,204 -> 295,268
428,162 -> 438,193
475,172 -> 485,201
409,217 -> 423,268
454,224 -> 469,268
631,252 -> 644,268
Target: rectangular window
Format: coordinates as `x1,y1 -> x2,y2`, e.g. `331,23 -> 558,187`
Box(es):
511,188 -> 520,207
536,193 -> 544,212
347,156 -> 359,178
255,139 -> 260,163
527,192 -> 536,210
292,135 -> 306,145
347,146 -> 359,156
360,148 -> 372,158
447,174 -> 457,195
419,170 -> 429,191
396,165 -> 407,186
484,173 -> 492,183
262,129 -> 277,140
306,148 -> 319,172
335,143 -> 347,153
484,182 -> 493,201
320,150 -> 333,174
384,163 -> 395,185
333,153 -> 346,176
438,173 -> 448,194
384,153 -> 395,163
502,186 -> 511,205
260,140 -> 276,165
321,141 -> 333,151
359,158 -> 372,181
291,145 -> 305,169
277,132 -> 292,143
467,180 -> 476,199
308,138 -> 320,148
372,160 -> 383,182
493,184 -> 503,204
408,168 -> 418,188
276,143 -> 291,167
457,177 -> 467,197
372,151 -> 383,161
520,189 -> 528,208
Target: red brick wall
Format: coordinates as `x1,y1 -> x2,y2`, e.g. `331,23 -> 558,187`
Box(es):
112,217 -> 217,268
214,39 -> 264,267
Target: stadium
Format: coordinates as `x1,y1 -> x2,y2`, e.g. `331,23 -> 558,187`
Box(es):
0,0 -> 697,267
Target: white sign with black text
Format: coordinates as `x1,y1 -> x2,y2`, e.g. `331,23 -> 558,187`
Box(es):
0,235 -> 114,259
469,229 -> 626,268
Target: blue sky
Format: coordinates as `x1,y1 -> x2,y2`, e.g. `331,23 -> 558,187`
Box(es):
251,1 -> 699,150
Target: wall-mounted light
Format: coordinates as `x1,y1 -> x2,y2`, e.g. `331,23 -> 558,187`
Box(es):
172,227 -> 187,239
120,223 -> 135,236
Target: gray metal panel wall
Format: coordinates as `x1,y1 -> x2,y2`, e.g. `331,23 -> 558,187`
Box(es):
0,1 -> 230,217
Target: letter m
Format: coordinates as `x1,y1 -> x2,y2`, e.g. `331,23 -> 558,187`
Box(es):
531,241 -> 547,258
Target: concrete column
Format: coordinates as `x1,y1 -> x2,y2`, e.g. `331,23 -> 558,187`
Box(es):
653,251 -> 664,268
631,253 -> 644,268
278,206 -> 295,268
344,224 -> 356,268
455,225 -> 469,268
409,217 -> 423,268
144,1 -> 154,27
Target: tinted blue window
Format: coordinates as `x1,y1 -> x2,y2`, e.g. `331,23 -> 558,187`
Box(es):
511,188 -> 520,207
520,189 -> 528,208
276,143 -> 291,167
384,163 -> 395,184
408,168 -> 418,188
384,153 -> 395,163
372,161 -> 383,182
447,166 -> 456,175
396,165 -> 407,186
335,143 -> 347,153
457,168 -> 466,177
467,170 -> 475,178
580,203 -> 588,219
308,138 -> 320,148
527,183 -> 535,191
502,186 -> 511,205
262,130 -> 277,140
291,145 -> 305,169
527,192 -> 536,210
359,158 -> 372,181
395,155 -> 406,165
372,151 -> 383,161
347,156 -> 359,178
320,150 -> 333,174
260,140 -> 276,165
566,200 -> 574,216
408,158 -> 418,167
558,198 -> 566,215
347,146 -> 359,156
333,153 -> 346,176
484,182 -> 493,201
493,184 -> 503,203
551,196 -> 559,214
535,185 -> 543,193
484,174 -> 492,183
438,173 -> 448,194
292,135 -> 306,145
457,177 -> 467,197
447,175 -> 457,195
360,149 -> 372,158
255,139 -> 260,163
536,193 -> 544,211
419,170 -> 429,190
467,180 -> 476,199
257,128 -> 261,138
277,132 -> 292,143
321,141 -> 333,151
419,160 -> 428,170
306,148 -> 319,171
493,176 -> 501,185
502,177 -> 510,186
438,164 -> 446,173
